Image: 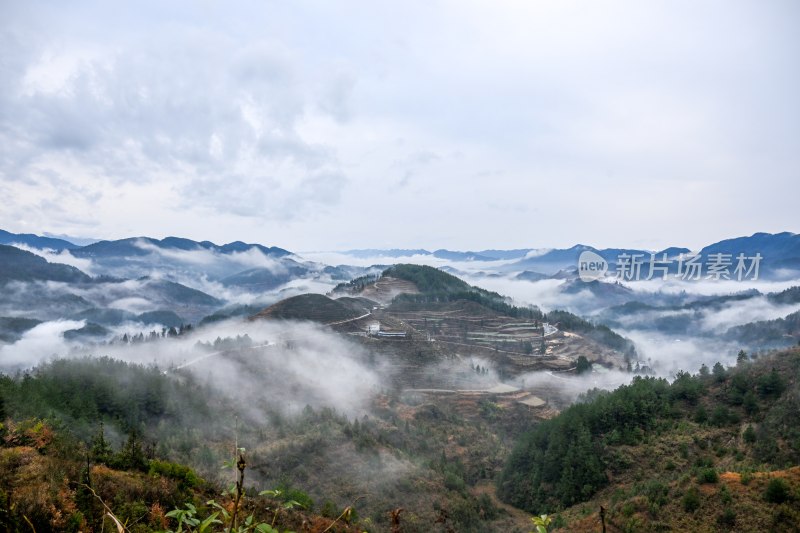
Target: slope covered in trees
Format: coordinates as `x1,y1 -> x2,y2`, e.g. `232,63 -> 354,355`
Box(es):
0,244 -> 92,283
385,264 -> 544,319
498,347 -> 800,531
252,293 -> 366,323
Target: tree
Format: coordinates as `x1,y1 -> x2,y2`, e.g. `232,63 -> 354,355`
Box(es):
758,368 -> 785,398
737,350 -> 749,366
117,430 -> 148,471
712,362 -> 726,382
90,422 -> 114,465
682,487 -> 701,512
694,404 -> 708,424
764,478 -> 791,504
699,364 -> 709,377
743,391 -> 758,414
575,356 -> 592,375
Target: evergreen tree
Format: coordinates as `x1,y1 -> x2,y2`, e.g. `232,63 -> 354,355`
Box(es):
117,430 -> 148,471
712,362 -> 726,382
737,350 -> 749,366
90,422 -> 114,465
575,356 -> 592,375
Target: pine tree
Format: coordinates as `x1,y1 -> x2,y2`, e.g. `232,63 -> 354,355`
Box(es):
737,350 -> 749,366
118,430 -> 148,471
712,362 -> 726,382
90,422 -> 113,465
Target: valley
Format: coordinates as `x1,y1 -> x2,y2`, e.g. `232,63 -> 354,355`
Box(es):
1,231 -> 799,531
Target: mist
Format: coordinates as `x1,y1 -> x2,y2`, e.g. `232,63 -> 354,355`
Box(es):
0,319 -> 85,369
11,243 -> 96,275
1,316 -> 388,420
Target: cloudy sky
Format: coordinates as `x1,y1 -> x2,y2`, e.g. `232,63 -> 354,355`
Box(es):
2,1 -> 798,252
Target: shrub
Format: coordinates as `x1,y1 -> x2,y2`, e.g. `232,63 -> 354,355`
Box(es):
765,478 -> 791,504
148,460 -> 201,490
444,471 -> 465,492
717,508 -> 736,527
698,468 -> 719,484
682,487 -> 700,512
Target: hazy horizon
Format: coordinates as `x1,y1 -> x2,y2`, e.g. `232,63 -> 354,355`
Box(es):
3,1 -> 798,251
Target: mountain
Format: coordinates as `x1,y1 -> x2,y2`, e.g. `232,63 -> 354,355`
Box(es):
701,231 -> 800,276
0,244 -> 92,283
71,236 -> 290,258
498,347 -> 800,531
338,233 -> 798,279
138,279 -> 223,308
432,249 -> 498,261
69,307 -> 186,328
475,248 -> 535,260
73,307 -> 136,326
726,310 -> 800,349
560,279 -> 635,305
136,310 -> 185,328
515,270 -> 549,281
657,246 -> 692,258
0,316 -> 42,343
221,259 -> 311,290
506,245 -> 679,275
252,293 -> 366,323
0,229 -> 77,251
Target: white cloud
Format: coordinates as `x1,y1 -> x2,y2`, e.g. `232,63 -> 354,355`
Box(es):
1,1 -> 797,249
11,243 -> 95,274
0,319 -> 85,370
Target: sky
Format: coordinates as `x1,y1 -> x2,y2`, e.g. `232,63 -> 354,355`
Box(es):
1,0 -> 798,252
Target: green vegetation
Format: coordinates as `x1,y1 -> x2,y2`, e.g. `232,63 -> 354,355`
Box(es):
498,347 -> 800,523
765,478 -> 792,504
0,316 -> 41,343
332,274 -> 380,294
543,310 -> 636,355
386,264 -> 544,319
498,375 -> 672,511
252,293 -> 363,322
0,355 -> 533,532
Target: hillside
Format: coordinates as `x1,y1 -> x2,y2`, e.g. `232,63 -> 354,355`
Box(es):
252,294 -> 368,323
0,354 -> 539,532
382,264 -> 543,320
726,310 -> 800,349
0,229 -> 77,250
0,244 -> 92,283
498,347 -> 800,532
71,236 -> 290,259
221,261 -> 311,290
0,419 -> 363,532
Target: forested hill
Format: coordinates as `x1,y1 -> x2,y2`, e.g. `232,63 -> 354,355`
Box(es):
385,264 -> 635,353
498,347 -> 800,532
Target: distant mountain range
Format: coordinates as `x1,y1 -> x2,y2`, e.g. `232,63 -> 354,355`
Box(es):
0,230 -> 291,257
342,232 -> 800,279
1,229 -> 799,351
0,229 -> 79,251
71,236 -> 290,258
0,244 -> 91,283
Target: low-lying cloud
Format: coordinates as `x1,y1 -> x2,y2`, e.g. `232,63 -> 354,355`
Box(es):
11,243 -> 96,275
1,317 -> 387,419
